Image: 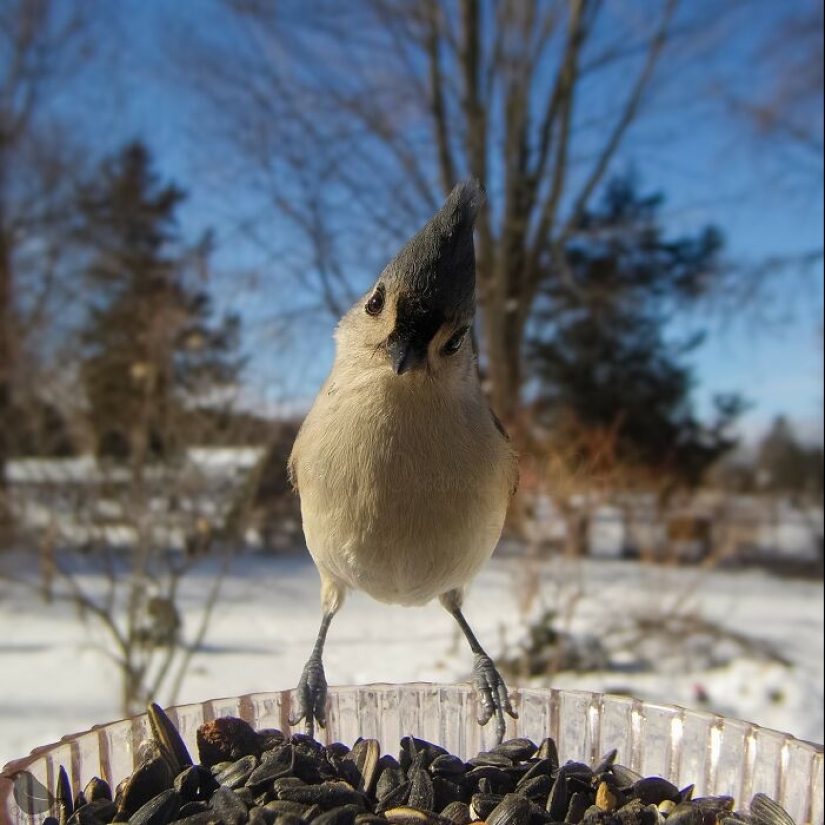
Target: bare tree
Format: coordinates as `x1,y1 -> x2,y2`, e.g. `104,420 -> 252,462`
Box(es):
3,446 -> 264,714
174,0 -> 738,437
708,0 -> 824,326
0,0 -> 95,538
725,0 -> 823,171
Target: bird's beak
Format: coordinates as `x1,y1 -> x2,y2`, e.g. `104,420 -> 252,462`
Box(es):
387,336 -> 428,375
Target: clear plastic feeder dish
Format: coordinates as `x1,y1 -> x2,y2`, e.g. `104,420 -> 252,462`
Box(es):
1,685 -> 823,825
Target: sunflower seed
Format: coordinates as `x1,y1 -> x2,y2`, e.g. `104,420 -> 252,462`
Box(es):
250,745 -> 294,787
57,766 -> 74,825
178,802 -> 210,818
429,755 -> 466,778
493,740 -> 538,763
432,777 -> 463,811
209,787 -> 248,825
246,807 -> 273,825
129,789 -> 181,825
173,813 -> 221,825
468,752 -> 513,769
376,780 -> 412,813
383,807 -> 450,825
517,759 -> 556,787
216,756 -> 259,790
566,792 -> 590,825
341,739 -> 380,795
276,781 -> 366,811
257,731 -> 286,753
612,765 -> 644,789
400,738 -> 448,773
536,740 -> 560,770
440,802 -> 472,825
117,758 -> 175,818
50,711 -> 797,825
148,705 -> 193,774
515,775 -> 552,804
631,777 -> 681,806
487,793 -> 533,825
84,779 -> 113,805
67,799 -> 117,825
591,750 -> 618,776
263,800 -> 311,817
545,764 -> 568,820
469,792 -> 503,821
749,794 -> 795,825
311,804 -> 365,825
408,768 -> 435,812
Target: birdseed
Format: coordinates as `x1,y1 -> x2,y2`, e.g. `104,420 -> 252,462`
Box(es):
44,705 -> 798,825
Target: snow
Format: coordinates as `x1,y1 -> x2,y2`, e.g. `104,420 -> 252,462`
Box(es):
186,448 -> 266,473
5,457 -> 98,484
0,551 -> 821,770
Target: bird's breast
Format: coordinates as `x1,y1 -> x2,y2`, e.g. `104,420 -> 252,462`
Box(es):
292,375 -> 514,605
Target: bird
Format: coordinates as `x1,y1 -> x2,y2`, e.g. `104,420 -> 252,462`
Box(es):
288,180 -> 519,742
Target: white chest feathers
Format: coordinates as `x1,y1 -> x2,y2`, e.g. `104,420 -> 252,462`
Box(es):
290,367 -> 517,606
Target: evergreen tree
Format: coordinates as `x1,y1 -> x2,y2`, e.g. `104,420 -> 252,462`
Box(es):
78,142 -> 242,461
757,416 -> 824,495
529,178 -> 743,487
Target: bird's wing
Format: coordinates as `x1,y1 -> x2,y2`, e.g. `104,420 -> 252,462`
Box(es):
509,461 -> 520,498
489,407 -> 520,497
287,450 -> 299,493
489,408 -> 510,442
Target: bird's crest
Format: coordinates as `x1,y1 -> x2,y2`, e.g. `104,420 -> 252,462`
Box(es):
383,180 -> 485,323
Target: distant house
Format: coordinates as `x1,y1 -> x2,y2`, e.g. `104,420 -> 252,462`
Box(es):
517,476 -> 823,569
5,448 -> 266,550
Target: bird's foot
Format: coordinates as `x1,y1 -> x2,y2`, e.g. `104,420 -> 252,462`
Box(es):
289,654 -> 328,739
472,653 -> 518,744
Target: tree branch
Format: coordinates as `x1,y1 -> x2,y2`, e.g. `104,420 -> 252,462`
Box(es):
528,0 -> 584,193
51,555 -> 130,657
561,0 -> 680,241
326,86 -> 438,211
525,0 -> 589,292
167,546 -> 233,704
426,0 -> 458,194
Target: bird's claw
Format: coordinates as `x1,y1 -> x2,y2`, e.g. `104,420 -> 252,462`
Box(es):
289,655 -> 328,738
472,653 -> 517,744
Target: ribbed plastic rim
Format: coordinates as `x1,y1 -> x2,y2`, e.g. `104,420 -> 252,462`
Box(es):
1,684 -> 822,825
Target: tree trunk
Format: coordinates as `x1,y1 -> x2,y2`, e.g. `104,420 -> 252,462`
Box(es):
121,663 -> 143,717
480,253 -> 527,439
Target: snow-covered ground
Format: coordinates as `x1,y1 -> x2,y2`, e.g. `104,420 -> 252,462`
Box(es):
0,552 -> 822,769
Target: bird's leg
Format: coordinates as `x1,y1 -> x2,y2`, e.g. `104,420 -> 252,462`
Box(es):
442,592 -> 517,744
289,612 -> 334,738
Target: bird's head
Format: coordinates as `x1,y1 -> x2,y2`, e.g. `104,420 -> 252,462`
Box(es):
336,180 -> 483,381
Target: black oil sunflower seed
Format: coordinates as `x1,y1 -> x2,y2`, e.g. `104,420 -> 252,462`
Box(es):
50,713 -> 797,825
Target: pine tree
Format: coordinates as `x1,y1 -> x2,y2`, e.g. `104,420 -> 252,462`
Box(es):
78,142 -> 242,462
757,416 -> 824,495
529,177 -> 743,487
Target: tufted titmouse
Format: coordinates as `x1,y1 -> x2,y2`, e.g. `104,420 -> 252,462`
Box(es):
288,181 -> 519,741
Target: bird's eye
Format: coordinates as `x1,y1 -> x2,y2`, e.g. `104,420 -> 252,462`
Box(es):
443,327 -> 469,356
365,286 -> 385,316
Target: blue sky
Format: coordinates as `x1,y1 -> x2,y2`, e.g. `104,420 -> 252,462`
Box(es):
640,93 -> 824,439
52,0 -> 823,441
